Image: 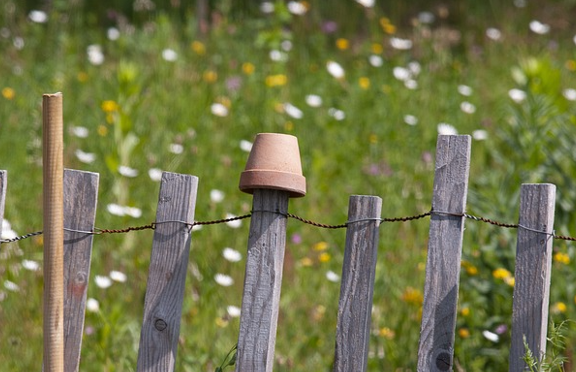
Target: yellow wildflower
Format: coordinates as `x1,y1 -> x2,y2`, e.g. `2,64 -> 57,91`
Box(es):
215,317 -> 229,328
371,43 -> 383,54
553,302 -> 567,313
284,121 -> 294,131
359,77 -> 370,89
460,307 -> 470,316
101,100 -> 119,113
492,268 -> 512,280
2,87 -> 15,100
97,125 -> 108,136
379,327 -> 395,339
466,266 -> 478,275
459,328 -> 470,338
336,38 -> 350,50
319,252 -> 331,263
203,70 -> 218,83
369,133 -> 378,144
265,74 -> 287,87
379,17 -> 396,34
461,260 -> 479,275
242,62 -> 255,75
504,276 -> 515,287
313,241 -> 329,251
191,40 -> 206,55
34,235 -> 44,246
299,257 -> 313,267
566,60 -> 576,71
554,252 -> 570,265
402,286 -> 423,306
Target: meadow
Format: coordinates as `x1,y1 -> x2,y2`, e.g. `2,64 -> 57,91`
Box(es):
1,1 -> 576,370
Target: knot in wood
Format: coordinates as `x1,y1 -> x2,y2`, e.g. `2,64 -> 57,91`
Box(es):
435,350 -> 451,371
154,318 -> 168,332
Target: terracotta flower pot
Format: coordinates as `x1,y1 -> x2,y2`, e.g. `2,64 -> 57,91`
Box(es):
239,133 -> 306,198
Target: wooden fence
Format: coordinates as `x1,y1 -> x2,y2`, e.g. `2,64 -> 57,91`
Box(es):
0,134 -> 560,371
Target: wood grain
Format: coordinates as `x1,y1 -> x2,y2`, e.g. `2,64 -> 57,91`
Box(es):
136,172 -> 198,372
235,189 -> 289,372
509,184 -> 556,371
62,169 -> 99,372
417,135 -> 471,372
333,195 -> 382,372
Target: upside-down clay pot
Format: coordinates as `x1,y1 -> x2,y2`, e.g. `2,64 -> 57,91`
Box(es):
239,133 -> 306,198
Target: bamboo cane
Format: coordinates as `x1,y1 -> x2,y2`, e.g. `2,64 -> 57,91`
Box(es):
43,92 -> 64,372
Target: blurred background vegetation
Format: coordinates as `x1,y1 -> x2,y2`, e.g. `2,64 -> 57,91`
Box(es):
1,0 -> 576,371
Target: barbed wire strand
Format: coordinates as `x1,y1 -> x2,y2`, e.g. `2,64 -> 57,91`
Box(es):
2,210 -> 576,244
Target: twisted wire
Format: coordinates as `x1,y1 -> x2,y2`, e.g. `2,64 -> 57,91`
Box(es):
3,209 -> 576,244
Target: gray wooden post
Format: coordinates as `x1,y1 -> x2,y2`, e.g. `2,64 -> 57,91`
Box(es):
509,184 -> 556,371
235,189 -> 290,372
0,170 -> 6,239
63,169 -> 99,372
137,172 -> 198,372
333,195 -> 382,372
417,135 -> 471,372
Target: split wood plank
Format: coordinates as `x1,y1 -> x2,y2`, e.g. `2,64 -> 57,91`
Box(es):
236,189 -> 290,372
417,135 -> 471,372
62,169 -> 99,372
509,184 -> 556,372
333,195 -> 382,372
136,172 -> 198,372
0,170 -> 6,239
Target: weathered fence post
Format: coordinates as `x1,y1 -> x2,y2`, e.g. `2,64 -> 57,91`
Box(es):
136,172 -> 198,372
236,133 -> 306,372
0,170 -> 6,238
417,135 -> 471,372
43,92 -> 65,372
509,184 -> 556,371
333,195 -> 382,372
63,169 -> 99,372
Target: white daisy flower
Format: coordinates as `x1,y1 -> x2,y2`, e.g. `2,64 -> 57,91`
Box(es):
109,270 -> 127,283
326,61 -> 345,79
214,273 -> 234,287
95,275 -> 112,289
118,165 -> 138,177
437,123 -> 458,135
222,247 -> 242,262
326,271 -> 340,283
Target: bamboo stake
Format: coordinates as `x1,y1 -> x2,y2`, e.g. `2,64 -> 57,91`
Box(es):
43,92 -> 64,372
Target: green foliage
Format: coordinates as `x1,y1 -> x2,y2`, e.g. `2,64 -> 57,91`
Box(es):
1,1 -> 576,371
214,344 -> 237,372
523,321 -> 571,372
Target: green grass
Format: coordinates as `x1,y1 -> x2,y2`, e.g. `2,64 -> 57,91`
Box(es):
2,1 -> 576,371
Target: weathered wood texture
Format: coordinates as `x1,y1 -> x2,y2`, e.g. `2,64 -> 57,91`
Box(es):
136,172 -> 198,372
417,135 -> 471,372
236,189 -> 290,372
509,184 -> 556,372
333,195 -> 382,372
62,169 -> 99,372
43,92 -> 65,372
0,170 -> 6,239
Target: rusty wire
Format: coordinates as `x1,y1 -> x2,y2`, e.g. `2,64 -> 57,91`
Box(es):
3,209 -> 576,244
